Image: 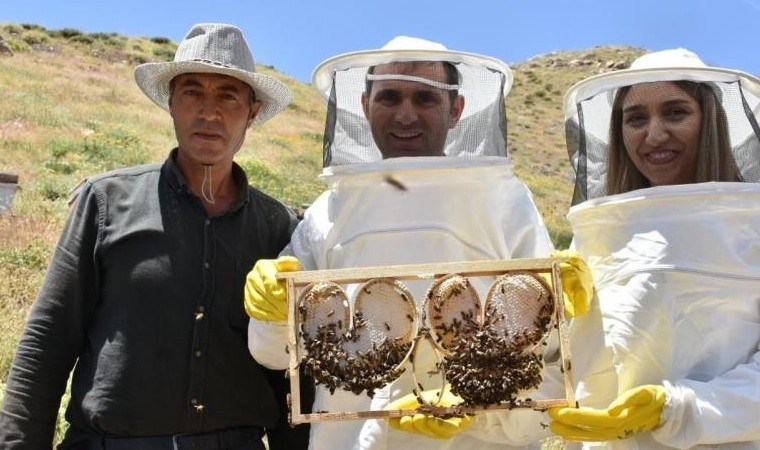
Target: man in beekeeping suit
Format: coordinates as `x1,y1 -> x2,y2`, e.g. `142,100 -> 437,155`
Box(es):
244,36 -> 589,450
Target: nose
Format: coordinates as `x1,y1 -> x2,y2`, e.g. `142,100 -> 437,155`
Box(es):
644,117 -> 669,147
394,99 -> 418,125
199,97 -> 221,121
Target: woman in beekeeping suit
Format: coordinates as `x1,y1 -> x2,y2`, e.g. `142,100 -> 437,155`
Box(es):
243,36 -> 585,450
550,48 -> 760,449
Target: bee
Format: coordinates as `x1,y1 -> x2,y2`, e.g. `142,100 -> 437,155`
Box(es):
384,174 -> 408,191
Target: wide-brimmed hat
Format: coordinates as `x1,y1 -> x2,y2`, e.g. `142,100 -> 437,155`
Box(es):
311,35 -> 513,100
563,48 -> 760,118
134,23 -> 291,124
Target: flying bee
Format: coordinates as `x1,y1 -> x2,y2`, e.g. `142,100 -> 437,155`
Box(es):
384,174 -> 408,191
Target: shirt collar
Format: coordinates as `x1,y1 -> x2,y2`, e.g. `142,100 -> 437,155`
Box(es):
164,148 -> 250,211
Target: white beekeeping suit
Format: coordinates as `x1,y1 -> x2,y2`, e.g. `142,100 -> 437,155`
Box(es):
562,48 -> 760,449
249,36 -> 559,450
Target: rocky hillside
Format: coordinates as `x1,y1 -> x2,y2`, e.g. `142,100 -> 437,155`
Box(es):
0,23 -> 646,247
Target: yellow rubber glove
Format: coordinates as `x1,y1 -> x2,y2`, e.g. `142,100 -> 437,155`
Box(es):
548,385 -> 667,441
551,249 -> 594,318
387,387 -> 472,439
243,256 -> 301,322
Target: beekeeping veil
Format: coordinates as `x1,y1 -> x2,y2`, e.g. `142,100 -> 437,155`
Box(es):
312,36 -> 512,166
564,48 -> 760,204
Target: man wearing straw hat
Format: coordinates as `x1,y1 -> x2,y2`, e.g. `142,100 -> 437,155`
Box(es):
0,23 -> 307,449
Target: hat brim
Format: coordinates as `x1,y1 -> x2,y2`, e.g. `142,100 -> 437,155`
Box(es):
134,60 -> 292,124
311,48 -> 513,99
563,66 -> 760,119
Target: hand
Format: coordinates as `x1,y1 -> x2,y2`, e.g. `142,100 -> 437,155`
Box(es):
548,385 -> 667,442
387,386 -> 472,439
243,256 -> 301,322
552,249 -> 594,318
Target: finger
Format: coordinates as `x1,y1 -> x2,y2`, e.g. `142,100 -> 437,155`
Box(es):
549,406 -> 608,423
410,415 -> 440,439
245,301 -> 278,322
387,395 -> 421,411
276,256 -> 302,272
550,421 -> 618,442
426,418 -> 459,439
608,388 -> 652,414
398,415 -> 417,434
258,261 -> 284,298
388,417 -> 402,430
270,286 -> 290,318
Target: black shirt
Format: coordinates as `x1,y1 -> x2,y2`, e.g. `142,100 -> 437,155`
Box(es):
0,150 -> 300,448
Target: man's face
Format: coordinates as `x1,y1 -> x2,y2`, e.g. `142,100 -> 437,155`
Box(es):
169,73 -> 261,167
362,62 -> 464,158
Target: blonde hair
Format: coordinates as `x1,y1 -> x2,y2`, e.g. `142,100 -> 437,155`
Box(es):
607,80 -> 737,195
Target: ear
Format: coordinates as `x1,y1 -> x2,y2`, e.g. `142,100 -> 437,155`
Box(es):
248,100 -> 263,126
361,92 -> 370,120
449,95 -> 465,128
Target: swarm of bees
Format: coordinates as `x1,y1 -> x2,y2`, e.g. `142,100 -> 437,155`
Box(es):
297,271 -> 555,406
298,279 -> 415,396
424,272 -> 555,406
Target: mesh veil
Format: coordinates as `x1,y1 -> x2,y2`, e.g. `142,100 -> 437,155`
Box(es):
565,50 -> 760,204
314,38 -> 512,166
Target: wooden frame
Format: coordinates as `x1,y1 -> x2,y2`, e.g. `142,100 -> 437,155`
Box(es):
279,257 -> 576,424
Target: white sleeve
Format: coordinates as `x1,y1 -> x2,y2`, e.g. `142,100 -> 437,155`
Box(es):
653,342 -> 760,448
247,318 -> 290,370
503,179 -> 555,258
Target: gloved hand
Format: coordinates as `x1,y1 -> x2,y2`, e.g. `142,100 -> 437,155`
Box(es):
243,256 -> 301,322
551,249 -> 594,318
387,386 -> 472,439
548,385 -> 667,442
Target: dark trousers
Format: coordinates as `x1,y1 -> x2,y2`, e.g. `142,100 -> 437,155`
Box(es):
64,427 -> 265,450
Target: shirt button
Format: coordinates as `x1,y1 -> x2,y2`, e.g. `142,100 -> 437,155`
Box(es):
205,219 -> 211,226
194,350 -> 202,358
195,311 -> 204,321
203,262 -> 210,269
190,398 -> 198,405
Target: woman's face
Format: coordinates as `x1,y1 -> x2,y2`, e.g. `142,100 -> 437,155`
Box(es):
621,81 -> 703,186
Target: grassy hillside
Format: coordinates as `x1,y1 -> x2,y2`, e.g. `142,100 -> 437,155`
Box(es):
0,23 -> 645,444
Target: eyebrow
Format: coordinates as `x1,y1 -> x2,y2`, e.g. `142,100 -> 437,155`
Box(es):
373,85 -> 443,97
176,76 -> 244,94
622,99 -> 693,114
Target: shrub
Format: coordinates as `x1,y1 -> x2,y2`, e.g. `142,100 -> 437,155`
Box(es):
21,30 -> 50,46
4,38 -> 30,53
20,24 -> 45,32
57,28 -> 83,38
150,36 -> 171,44
90,32 -> 122,46
152,46 -> 175,61
69,34 -> 93,45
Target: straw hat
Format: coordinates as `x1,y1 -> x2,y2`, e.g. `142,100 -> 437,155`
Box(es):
563,48 -> 760,119
311,35 -> 513,99
134,23 -> 291,124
